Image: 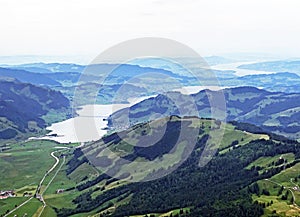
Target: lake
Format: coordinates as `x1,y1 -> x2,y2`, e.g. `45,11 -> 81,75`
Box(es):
40,97 -> 151,143
40,61 -> 275,144
210,61 -> 276,76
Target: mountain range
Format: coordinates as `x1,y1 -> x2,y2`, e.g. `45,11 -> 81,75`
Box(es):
3,61 -> 300,103
0,67 -> 61,86
108,87 -> 300,140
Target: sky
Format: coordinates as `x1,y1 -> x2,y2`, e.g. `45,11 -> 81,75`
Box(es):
0,0 -> 300,63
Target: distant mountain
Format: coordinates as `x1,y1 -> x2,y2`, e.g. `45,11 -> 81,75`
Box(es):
8,62 -> 86,73
238,72 -> 300,80
43,72 -> 82,84
5,62 -> 300,105
85,63 -> 191,80
58,82 -> 148,105
9,62 -> 185,77
129,57 -> 236,78
0,80 -> 70,140
129,58 -> 200,77
237,72 -> 300,91
7,62 -> 197,85
3,63 -> 86,87
49,63 -> 200,105
0,67 -> 61,86
220,72 -> 300,93
3,63 -> 198,104
5,62 -> 300,96
238,60 -> 300,74
108,87 -> 300,139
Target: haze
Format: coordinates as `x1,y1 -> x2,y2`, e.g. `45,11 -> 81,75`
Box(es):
0,0 -> 299,61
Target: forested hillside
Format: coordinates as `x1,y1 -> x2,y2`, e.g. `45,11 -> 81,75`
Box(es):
0,79 -> 70,140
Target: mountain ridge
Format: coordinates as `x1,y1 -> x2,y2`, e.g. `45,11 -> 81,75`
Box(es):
0,79 -> 70,140
108,86 -> 300,139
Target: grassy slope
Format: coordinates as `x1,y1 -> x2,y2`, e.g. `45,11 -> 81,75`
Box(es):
0,197 -> 28,216
0,140 -> 78,217
1,118 -> 299,217
246,153 -> 295,174
0,140 -> 59,189
53,118 -> 271,216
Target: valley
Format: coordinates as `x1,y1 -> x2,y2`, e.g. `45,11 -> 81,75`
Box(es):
1,59 -> 300,217
1,116 -> 300,217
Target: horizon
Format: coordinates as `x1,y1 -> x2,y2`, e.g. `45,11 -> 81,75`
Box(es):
0,52 -> 298,66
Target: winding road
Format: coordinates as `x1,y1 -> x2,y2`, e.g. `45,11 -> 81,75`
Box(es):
37,150 -> 66,217
36,151 -> 60,196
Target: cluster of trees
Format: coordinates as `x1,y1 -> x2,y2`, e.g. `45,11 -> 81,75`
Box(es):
0,129 -> 17,139
56,187 -> 130,217
230,121 -> 291,142
66,148 -> 87,175
280,190 -> 290,201
254,200 -> 273,208
133,120 -> 183,160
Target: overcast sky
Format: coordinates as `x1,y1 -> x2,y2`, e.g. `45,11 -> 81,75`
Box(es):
0,0 -> 300,62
